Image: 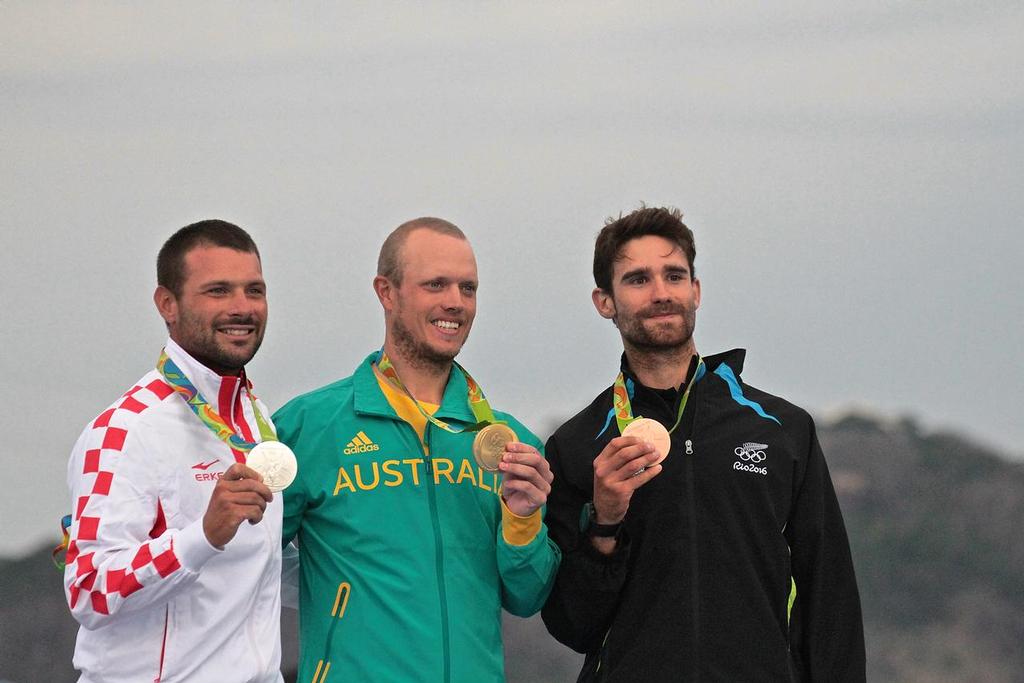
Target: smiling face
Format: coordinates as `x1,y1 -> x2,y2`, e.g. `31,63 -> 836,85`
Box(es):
154,245 -> 267,375
593,234 -> 700,354
376,228 -> 478,370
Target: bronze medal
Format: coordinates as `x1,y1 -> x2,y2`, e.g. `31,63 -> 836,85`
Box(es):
472,423 -> 518,472
622,417 -> 671,464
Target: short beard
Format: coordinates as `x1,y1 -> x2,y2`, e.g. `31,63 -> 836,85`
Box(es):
391,316 -> 456,374
618,302 -> 695,354
177,311 -> 263,375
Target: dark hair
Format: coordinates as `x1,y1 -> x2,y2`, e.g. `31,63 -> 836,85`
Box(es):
593,206 -> 695,292
157,219 -> 260,296
377,217 -> 466,285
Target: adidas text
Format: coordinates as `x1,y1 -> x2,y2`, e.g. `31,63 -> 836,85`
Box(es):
344,443 -> 381,455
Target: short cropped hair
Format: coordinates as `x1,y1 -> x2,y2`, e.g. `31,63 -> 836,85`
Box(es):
593,206 -> 696,292
157,219 -> 260,296
377,217 -> 466,285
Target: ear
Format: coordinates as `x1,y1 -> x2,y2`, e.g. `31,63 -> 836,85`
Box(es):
373,275 -> 396,313
693,277 -> 702,309
154,286 -> 178,325
592,287 -> 617,320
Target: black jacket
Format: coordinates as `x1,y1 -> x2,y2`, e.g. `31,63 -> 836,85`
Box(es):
541,350 -> 865,682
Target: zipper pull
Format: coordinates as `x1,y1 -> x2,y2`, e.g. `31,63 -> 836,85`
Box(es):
685,439 -> 693,455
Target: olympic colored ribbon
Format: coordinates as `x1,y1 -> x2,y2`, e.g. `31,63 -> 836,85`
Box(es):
157,349 -> 276,448
52,514 -> 73,569
375,350 -> 503,433
612,356 -> 706,435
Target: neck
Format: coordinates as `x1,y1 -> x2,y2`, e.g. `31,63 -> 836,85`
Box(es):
169,337 -> 243,378
380,341 -> 451,404
623,341 -> 697,390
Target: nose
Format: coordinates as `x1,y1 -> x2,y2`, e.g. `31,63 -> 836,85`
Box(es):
650,276 -> 672,302
227,287 -> 256,315
441,283 -> 465,310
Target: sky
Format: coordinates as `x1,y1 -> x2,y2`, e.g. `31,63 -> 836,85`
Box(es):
2,1 -> 1022,557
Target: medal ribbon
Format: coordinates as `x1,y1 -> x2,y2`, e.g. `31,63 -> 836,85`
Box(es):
375,350 -> 503,433
157,349 -> 276,450
612,356 -> 706,435
52,514 -> 73,570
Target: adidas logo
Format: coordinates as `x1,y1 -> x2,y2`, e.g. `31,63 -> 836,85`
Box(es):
344,431 -> 380,455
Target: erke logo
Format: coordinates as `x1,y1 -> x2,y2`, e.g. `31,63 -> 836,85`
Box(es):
192,459 -> 223,482
344,431 -> 381,455
733,442 -> 768,476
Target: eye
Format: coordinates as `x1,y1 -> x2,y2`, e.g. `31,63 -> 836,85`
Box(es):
627,275 -> 648,285
247,286 -> 266,296
460,283 -> 477,295
426,280 -> 445,290
666,272 -> 687,282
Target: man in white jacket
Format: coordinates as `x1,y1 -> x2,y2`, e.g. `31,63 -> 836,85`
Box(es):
63,219 -> 284,682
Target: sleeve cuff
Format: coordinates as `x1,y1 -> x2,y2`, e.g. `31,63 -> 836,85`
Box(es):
500,498 -> 542,547
175,518 -> 223,572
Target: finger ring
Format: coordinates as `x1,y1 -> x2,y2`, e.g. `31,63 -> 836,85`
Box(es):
631,467 -> 646,478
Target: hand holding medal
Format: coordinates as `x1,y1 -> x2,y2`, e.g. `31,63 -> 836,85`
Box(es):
589,359 -> 705,549
157,349 -> 299,547
204,463 -> 275,548
376,350 -> 551,516
497,441 -> 553,517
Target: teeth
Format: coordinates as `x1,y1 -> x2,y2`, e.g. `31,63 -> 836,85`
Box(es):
433,320 -> 459,330
220,328 -> 251,336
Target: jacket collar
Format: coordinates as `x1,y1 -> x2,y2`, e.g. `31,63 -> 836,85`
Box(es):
619,348 -> 747,391
351,351 -> 477,424
164,337 -> 246,414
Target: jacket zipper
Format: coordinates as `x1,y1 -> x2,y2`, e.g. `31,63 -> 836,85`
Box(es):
684,414 -> 701,681
154,605 -> 169,683
422,424 -> 452,683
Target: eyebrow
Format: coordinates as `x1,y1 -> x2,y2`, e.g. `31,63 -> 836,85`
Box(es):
619,264 -> 689,281
620,267 -> 652,282
199,278 -> 265,288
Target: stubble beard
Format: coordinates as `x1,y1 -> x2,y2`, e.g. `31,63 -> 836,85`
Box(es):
619,302 -> 696,356
391,315 -> 459,375
176,310 -> 263,375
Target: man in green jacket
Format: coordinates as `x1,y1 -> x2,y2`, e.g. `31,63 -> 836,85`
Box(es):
274,217 -> 561,683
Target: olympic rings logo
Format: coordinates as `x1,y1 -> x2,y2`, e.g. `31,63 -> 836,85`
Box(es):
734,443 -> 767,463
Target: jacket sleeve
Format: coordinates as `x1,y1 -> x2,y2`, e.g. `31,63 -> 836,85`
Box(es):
496,425 -> 562,617
784,416 -> 866,681
540,434 -> 630,653
63,420 -> 219,629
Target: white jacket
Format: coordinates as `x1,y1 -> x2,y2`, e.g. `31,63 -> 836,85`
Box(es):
64,338 -> 284,682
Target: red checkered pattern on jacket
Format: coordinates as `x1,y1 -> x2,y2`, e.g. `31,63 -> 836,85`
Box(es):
66,378 -> 179,615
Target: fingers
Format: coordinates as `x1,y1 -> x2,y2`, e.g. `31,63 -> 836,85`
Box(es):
591,437 -> 665,526
203,463 -> 273,547
499,443 -> 553,515
500,443 -> 553,485
594,437 -> 662,484
220,463 -> 273,502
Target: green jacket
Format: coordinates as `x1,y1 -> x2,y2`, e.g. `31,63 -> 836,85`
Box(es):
274,352 -> 561,683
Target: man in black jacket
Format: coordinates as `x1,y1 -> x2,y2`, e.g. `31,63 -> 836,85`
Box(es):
541,207 -> 865,681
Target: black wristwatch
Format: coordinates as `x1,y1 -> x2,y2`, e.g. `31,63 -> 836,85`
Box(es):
579,502 -> 622,538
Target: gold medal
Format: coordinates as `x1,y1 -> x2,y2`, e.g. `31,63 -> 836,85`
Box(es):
622,417 -> 671,464
472,423 -> 518,472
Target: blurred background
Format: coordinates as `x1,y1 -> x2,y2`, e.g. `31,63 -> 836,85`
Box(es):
2,3 -> 1022,681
